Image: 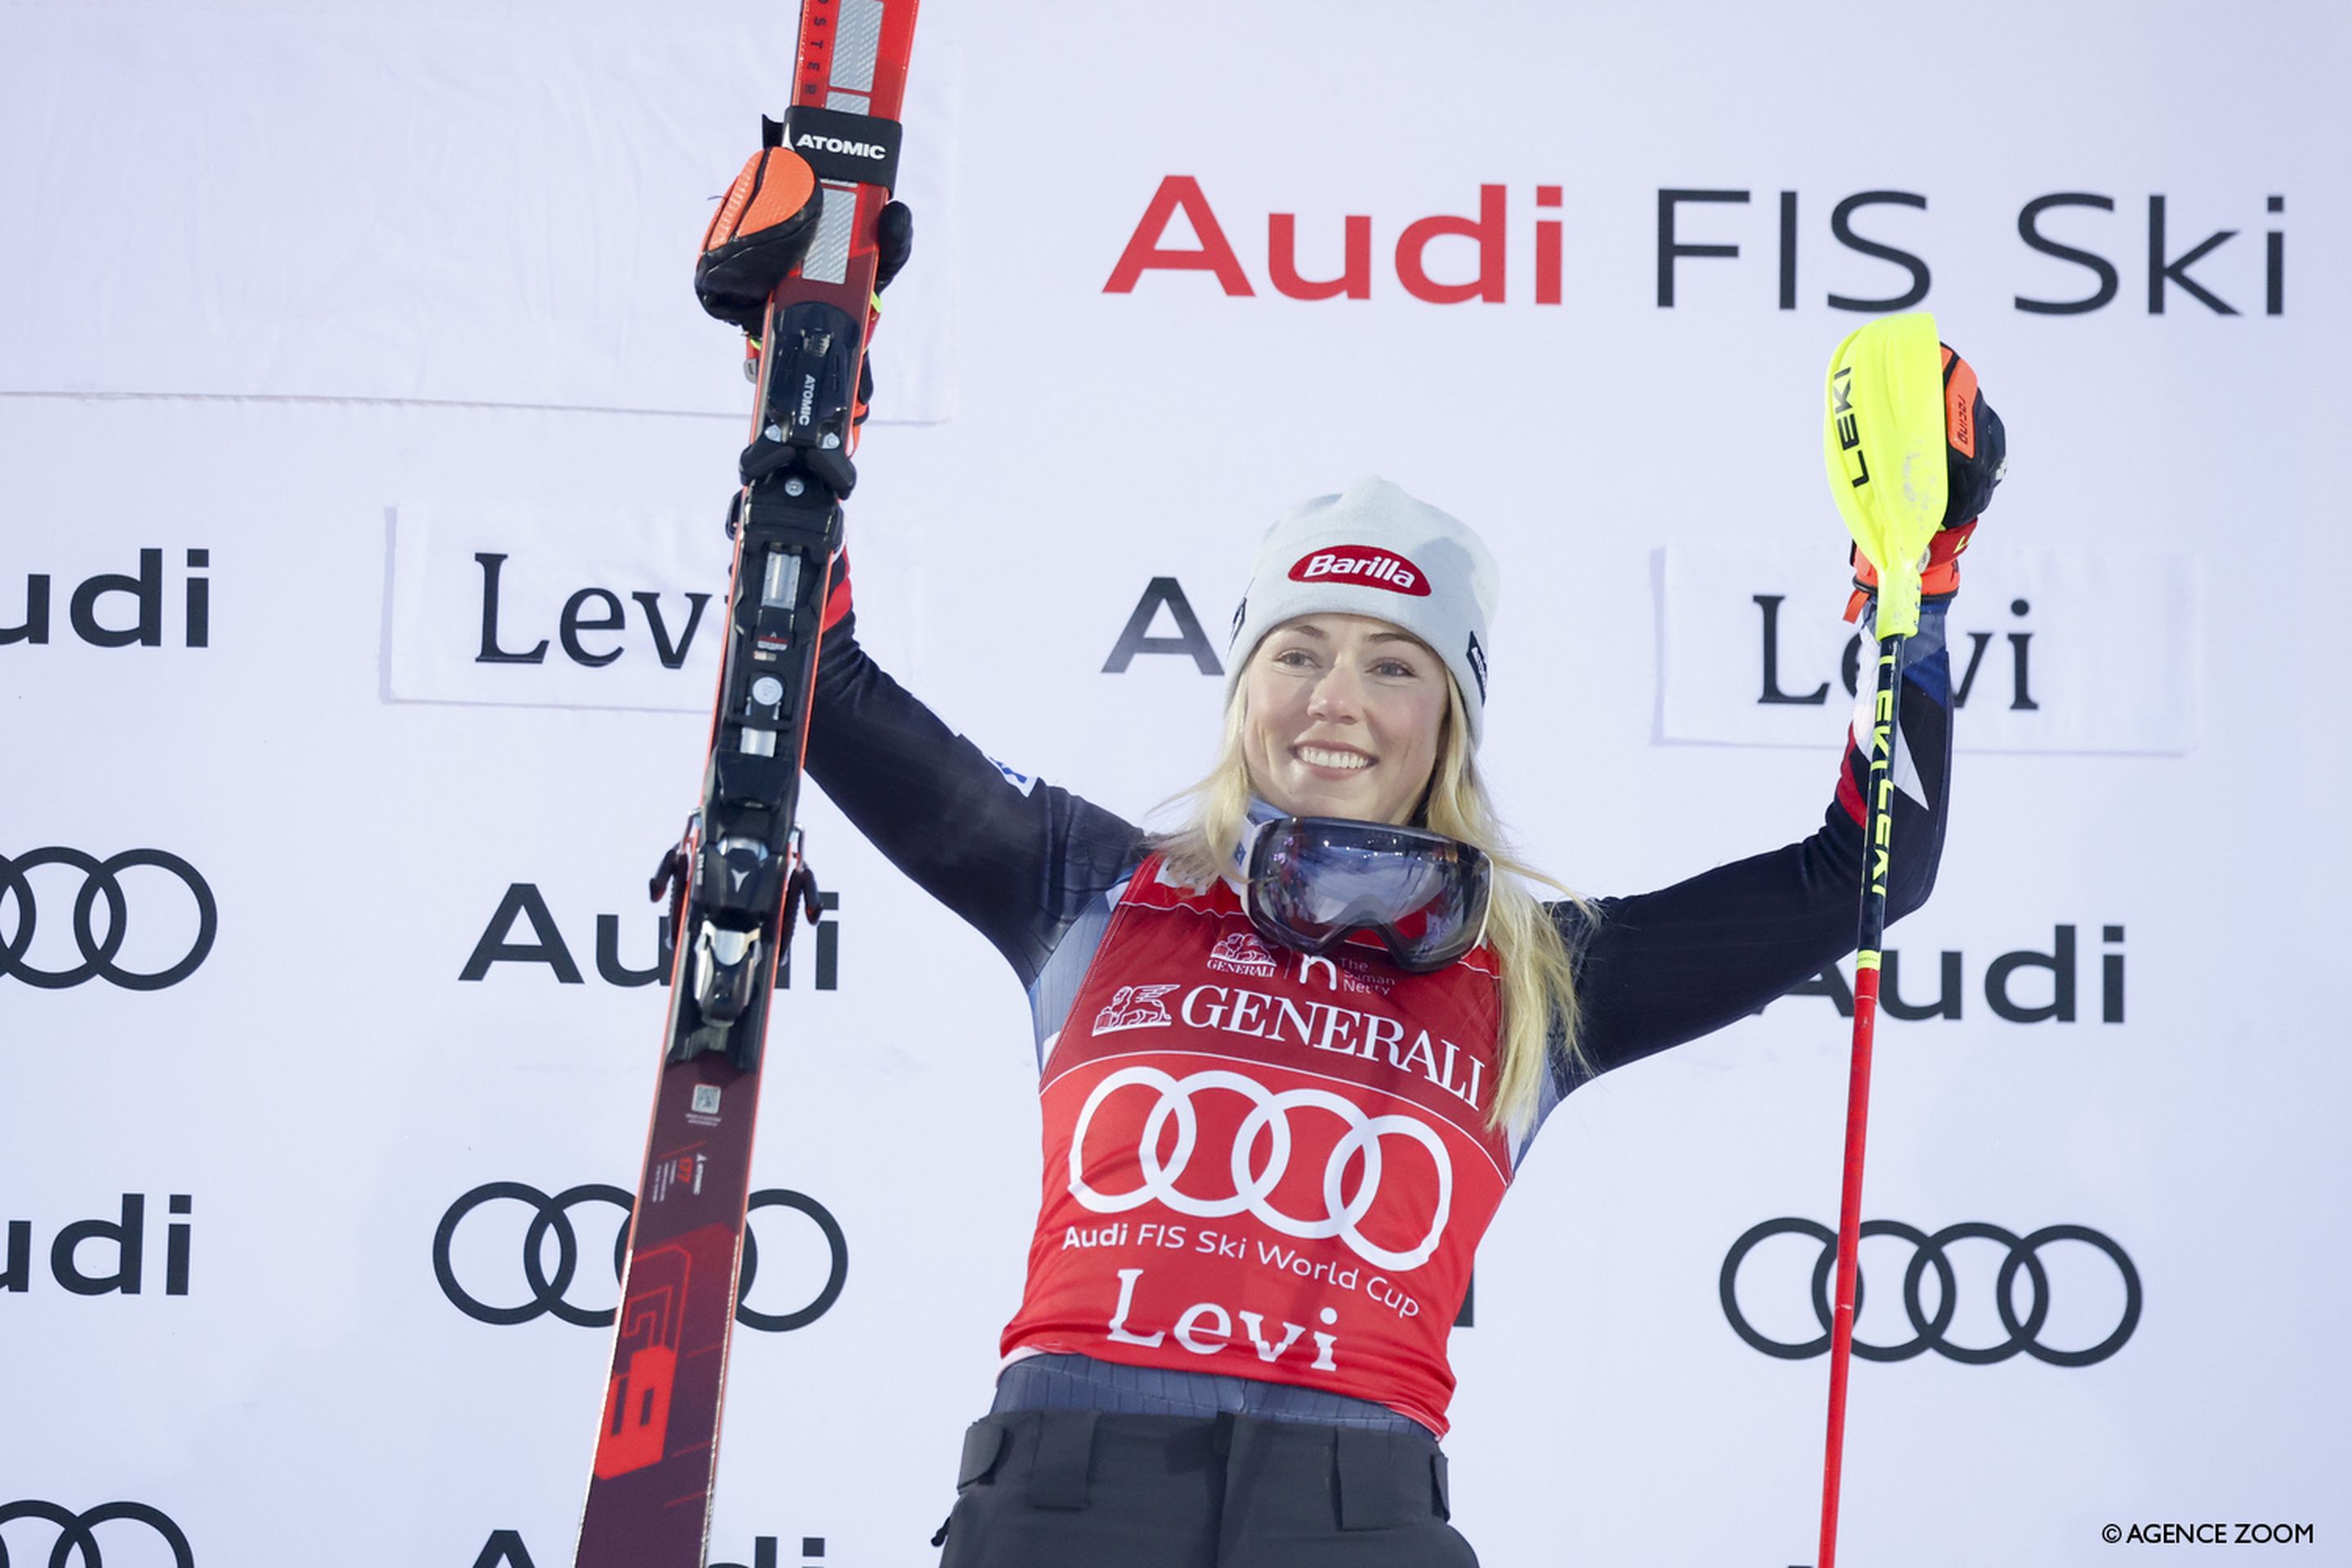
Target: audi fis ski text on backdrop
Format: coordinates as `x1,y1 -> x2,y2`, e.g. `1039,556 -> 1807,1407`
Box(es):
1103,178 -> 2287,314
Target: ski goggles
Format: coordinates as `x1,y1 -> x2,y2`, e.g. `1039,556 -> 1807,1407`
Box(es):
1241,817 -> 1492,975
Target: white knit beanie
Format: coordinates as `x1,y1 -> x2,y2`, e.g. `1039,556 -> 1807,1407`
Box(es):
1225,477 -> 1501,747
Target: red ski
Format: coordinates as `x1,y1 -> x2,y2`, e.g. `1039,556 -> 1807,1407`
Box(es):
573,2 -> 920,1562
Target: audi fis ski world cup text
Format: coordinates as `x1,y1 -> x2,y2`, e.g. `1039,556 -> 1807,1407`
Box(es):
1103,176 -> 2287,314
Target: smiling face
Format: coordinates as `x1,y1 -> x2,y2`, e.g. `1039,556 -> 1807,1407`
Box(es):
1240,613 -> 1450,825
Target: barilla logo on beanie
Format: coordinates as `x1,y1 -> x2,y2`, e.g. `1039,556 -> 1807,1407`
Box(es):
1288,545 -> 1432,596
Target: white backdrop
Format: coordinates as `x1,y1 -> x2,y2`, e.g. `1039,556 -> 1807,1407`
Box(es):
4,2 -> 2348,1566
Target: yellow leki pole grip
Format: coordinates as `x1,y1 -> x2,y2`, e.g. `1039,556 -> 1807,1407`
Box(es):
1822,311 -> 1948,638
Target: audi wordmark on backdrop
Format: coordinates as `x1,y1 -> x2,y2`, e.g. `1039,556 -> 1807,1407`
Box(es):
470,1526 -> 831,1568
457,883 -> 841,990
434,1182 -> 848,1333
1720,1218 -> 2142,1368
3,549 -> 212,649
1780,923 -> 2127,1026
0,1501 -> 192,1568
1102,577 -> 1227,676
3,1193 -> 194,1298
0,848 -> 216,991
1102,176 -> 2288,317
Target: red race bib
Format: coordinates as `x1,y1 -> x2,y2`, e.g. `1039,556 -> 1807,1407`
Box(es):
1000,857 -> 1513,1436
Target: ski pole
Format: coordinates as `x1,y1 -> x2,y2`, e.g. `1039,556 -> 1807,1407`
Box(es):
1811,311 -> 1949,1568
1815,625 -> 1901,1568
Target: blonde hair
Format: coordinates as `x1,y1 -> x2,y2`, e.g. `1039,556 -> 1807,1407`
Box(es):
1152,666 -> 1589,1138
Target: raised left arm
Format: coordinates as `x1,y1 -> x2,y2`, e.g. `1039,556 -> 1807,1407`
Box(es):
1556,604 -> 1953,1081
1555,339 -> 2005,1085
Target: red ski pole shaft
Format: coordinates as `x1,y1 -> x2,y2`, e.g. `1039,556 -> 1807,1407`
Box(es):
1816,629 -> 1904,1568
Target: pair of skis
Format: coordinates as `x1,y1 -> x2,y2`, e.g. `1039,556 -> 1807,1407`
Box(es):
572,2 -> 920,1564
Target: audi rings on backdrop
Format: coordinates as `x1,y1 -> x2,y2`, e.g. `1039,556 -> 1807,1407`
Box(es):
735,1190 -> 849,1331
0,847 -> 216,990
433,1182 -> 848,1331
1719,1217 -> 2142,1366
0,1499 -> 194,1568
1069,1065 -> 1454,1272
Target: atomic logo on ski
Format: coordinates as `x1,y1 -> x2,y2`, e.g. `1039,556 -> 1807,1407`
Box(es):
795,131 -> 889,162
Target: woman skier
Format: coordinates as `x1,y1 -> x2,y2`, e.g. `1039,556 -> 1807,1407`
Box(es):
709,168 -> 2006,1566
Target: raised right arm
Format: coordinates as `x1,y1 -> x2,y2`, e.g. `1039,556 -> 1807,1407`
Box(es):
801,567 -> 1146,991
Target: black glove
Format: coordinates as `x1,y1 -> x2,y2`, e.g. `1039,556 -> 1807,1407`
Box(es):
695,148 -> 821,334
875,198 -> 914,292
855,200 -> 914,422
692,136 -> 913,332
1940,345 -> 2007,529
1844,344 -> 2008,621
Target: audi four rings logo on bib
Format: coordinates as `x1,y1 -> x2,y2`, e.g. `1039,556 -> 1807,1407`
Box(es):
1719,1218 -> 2142,1366
1069,1066 -> 1454,1272
1286,546 -> 1432,595
0,848 -> 216,990
433,1182 -> 848,1332
0,1500 -> 192,1568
